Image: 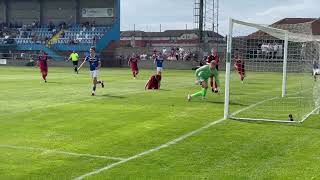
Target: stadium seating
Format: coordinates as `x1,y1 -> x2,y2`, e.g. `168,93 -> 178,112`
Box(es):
13,26 -> 111,46
1,21 -> 118,59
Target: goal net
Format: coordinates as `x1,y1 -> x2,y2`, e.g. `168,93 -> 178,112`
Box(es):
224,19 -> 320,123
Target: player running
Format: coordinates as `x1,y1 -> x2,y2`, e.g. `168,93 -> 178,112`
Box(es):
78,47 -> 104,96
207,49 -> 220,93
37,50 -> 48,83
154,52 -> 164,75
234,55 -> 245,83
188,61 -> 220,101
68,50 -> 79,74
313,60 -> 320,81
128,53 -> 139,79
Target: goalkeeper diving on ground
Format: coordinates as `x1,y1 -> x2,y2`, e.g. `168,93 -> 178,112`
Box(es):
188,61 -> 220,102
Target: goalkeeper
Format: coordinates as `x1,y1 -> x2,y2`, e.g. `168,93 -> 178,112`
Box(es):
188,61 -> 220,101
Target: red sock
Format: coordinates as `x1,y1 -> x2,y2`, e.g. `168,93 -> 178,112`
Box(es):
42,72 -> 47,80
210,80 -> 214,88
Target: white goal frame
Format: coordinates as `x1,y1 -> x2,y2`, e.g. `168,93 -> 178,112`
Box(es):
223,18 -> 320,123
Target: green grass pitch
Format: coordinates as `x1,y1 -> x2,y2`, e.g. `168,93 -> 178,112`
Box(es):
0,66 -> 320,179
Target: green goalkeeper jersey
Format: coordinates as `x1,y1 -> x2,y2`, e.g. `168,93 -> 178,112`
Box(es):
195,65 -> 220,86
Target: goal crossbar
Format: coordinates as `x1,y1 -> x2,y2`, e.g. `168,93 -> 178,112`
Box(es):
224,18 -> 320,123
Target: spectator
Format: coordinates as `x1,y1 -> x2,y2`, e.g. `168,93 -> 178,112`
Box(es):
45,36 -> 49,44
32,21 -> 36,28
52,28 -> 57,34
69,37 -> 74,44
91,21 -> 96,31
162,48 -> 167,55
61,31 -> 65,38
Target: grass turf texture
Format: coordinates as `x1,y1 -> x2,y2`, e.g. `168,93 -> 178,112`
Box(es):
0,66 -> 319,179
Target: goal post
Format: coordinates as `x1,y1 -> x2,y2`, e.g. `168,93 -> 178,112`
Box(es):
224,18 -> 233,120
224,18 -> 320,123
282,31 -> 288,98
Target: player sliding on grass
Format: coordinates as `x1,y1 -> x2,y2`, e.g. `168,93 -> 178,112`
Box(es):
207,49 -> 220,93
78,47 -> 104,96
145,74 -> 162,90
128,53 -> 139,79
36,50 -> 48,83
188,61 -> 220,101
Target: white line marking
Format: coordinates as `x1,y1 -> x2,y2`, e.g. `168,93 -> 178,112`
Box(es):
300,106 -> 320,123
230,97 -> 278,117
74,118 -> 226,180
74,95 -> 299,180
0,144 -> 125,161
230,89 -> 314,121
230,117 -> 298,123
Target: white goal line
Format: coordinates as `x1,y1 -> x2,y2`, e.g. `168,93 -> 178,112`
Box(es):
73,117 -> 226,180
0,144 -> 125,161
230,117 -> 299,124
230,88 -> 315,121
74,91 -> 314,180
300,106 -> 320,123
230,97 -> 279,117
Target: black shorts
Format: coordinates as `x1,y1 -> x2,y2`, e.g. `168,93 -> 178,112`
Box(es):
72,61 -> 78,66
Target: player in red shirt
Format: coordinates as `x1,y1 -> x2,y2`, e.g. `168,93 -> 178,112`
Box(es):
234,55 -> 245,83
206,49 -> 220,93
152,49 -> 157,59
128,53 -> 139,79
145,74 -> 162,90
37,50 -> 48,83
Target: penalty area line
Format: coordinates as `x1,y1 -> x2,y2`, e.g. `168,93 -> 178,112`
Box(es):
0,144 -> 125,161
73,118 -> 226,180
74,97 -> 281,180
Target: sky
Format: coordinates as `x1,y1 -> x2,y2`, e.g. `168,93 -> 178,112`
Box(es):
120,0 -> 320,35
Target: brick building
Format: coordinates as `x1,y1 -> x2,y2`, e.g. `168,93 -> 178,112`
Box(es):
120,29 -> 225,48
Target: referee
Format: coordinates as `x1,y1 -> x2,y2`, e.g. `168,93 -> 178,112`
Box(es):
68,51 -> 79,73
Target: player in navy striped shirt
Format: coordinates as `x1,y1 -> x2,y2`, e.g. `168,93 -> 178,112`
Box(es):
154,52 -> 164,75
78,47 -> 104,96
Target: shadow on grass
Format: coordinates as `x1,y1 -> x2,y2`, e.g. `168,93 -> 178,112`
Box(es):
242,82 -> 269,85
144,89 -> 171,92
45,81 -> 64,84
100,94 -> 126,99
205,100 -> 247,106
230,93 -> 248,96
159,89 -> 171,91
